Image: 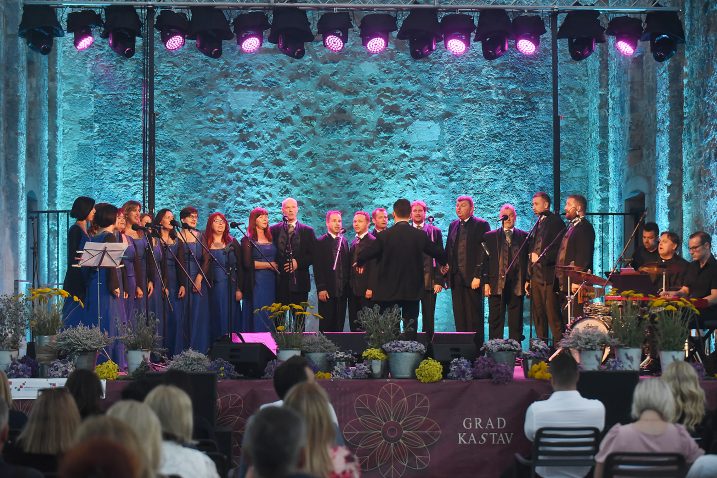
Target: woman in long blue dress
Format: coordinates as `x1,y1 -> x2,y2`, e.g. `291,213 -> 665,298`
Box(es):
112,209 -> 132,369
178,206 -> 210,353
241,207 -> 278,332
202,212 -> 243,343
122,201 -> 151,322
62,196 -> 94,326
153,209 -> 186,357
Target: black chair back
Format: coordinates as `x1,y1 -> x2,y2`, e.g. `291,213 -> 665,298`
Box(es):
531,426 -> 600,476
603,452 -> 687,477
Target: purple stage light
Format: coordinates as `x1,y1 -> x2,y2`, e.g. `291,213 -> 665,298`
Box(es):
365,36 -> 387,54
516,38 -> 537,55
615,39 -> 636,56
240,34 -> 262,53
324,33 -> 345,52
446,37 -> 468,56
74,33 -> 94,51
164,33 -> 185,51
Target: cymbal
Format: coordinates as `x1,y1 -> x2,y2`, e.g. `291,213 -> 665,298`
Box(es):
568,269 -> 611,287
556,264 -> 580,271
639,262 -> 684,275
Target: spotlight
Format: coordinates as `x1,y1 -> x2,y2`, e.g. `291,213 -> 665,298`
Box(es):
359,14 -> 397,54
440,14 -> 475,57
155,10 -> 189,51
101,6 -> 142,59
67,10 -> 103,51
606,16 -> 643,57
268,8 -> 315,59
233,12 -> 270,54
397,10 -> 441,59
641,11 -> 684,62
188,7 -> 234,59
318,13 -> 352,53
18,6 -> 64,55
557,10 -> 606,61
475,10 -> 512,60
512,15 -> 546,56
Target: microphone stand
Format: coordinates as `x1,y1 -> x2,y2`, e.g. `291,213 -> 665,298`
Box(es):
284,220 -> 297,286
230,222 -> 280,274
178,226 -> 213,289
504,215 -> 540,279
604,209 -> 647,286
332,231 -> 346,271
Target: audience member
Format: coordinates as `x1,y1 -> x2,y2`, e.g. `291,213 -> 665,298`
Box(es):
0,370 -> 27,431
106,400 -> 163,478
662,361 -> 712,448
144,385 -> 219,478
283,382 -> 361,478
687,455 -> 717,478
59,437 -> 141,478
523,351 -> 605,478
2,387 -> 80,474
120,375 -> 159,402
65,369 -> 104,419
0,399 -> 42,478
594,378 -> 704,478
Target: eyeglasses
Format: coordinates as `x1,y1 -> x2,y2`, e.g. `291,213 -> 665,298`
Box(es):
213,219 -> 225,224
188,214 -> 198,220
688,243 -> 705,252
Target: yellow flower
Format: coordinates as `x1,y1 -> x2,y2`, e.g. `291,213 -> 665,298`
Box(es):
315,371 -> 332,380
415,358 -> 442,383
276,325 -> 285,332
95,360 -> 120,380
664,305 -> 677,312
58,289 -> 70,298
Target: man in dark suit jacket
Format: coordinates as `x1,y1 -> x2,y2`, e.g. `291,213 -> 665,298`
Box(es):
526,192 -> 566,343
371,207 -> 389,237
0,401 -> 43,478
269,198 -> 316,308
443,196 -> 490,346
313,210 -> 351,332
482,204 -> 528,342
348,211 -> 378,331
357,199 -> 445,333
411,200 -> 445,339
556,194 -> 596,325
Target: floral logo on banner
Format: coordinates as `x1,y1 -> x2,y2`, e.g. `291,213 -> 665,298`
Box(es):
216,393 -> 247,465
343,383 -> 441,478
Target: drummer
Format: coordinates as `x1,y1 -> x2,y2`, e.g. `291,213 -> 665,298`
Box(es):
642,231 -> 689,292
674,231 -> 717,319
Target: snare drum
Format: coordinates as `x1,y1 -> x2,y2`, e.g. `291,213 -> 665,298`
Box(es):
569,317 -> 611,363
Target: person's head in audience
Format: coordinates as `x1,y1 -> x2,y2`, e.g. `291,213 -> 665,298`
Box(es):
662,362 -> 706,432
631,378 -> 676,422
59,437 -> 141,478
283,382 -> 336,478
245,406 -> 306,478
273,356 -> 314,401
0,399 -> 10,452
0,371 -> 12,407
74,415 -> 152,478
549,352 -> 579,391
120,375 -> 158,402
17,387 -> 80,455
144,384 -> 195,444
65,369 -> 103,419
106,400 -> 163,476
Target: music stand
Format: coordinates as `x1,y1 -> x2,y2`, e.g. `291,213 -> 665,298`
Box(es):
75,242 -> 127,328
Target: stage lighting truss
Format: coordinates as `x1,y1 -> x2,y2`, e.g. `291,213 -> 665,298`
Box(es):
233,12 -> 270,54
66,10 -> 103,51
268,8 -> 315,59
187,7 -> 234,58
512,15 -> 546,56
318,12 -> 353,53
397,10 -> 441,60
101,5 -> 142,58
18,5 -> 64,55
155,10 -> 190,51
440,14 -> 475,57
641,11 -> 684,63
556,10 -> 606,61
359,13 -> 397,54
475,10 -> 512,60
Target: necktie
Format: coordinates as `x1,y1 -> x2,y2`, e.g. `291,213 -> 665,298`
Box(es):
288,223 -> 295,236
505,229 -> 513,246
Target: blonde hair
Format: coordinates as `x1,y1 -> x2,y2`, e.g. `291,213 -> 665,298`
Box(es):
631,378 -> 676,422
144,384 -> 194,443
107,400 -> 163,474
0,371 -> 12,405
283,382 -> 335,478
662,362 -> 706,431
18,387 -> 80,454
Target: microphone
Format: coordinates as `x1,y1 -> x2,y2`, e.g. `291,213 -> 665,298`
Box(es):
131,223 -> 158,232
481,242 -> 490,256
181,222 -> 196,230
229,222 -> 241,229
282,216 -> 289,223
169,219 -> 182,228
339,228 -> 346,235
427,216 -> 435,223
499,215 -> 509,222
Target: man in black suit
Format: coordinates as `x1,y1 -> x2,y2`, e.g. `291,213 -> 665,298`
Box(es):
631,222 -> 660,269
0,401 -> 42,478
371,207 -> 388,236
270,198 -> 316,308
348,211 -> 378,331
411,200 -> 445,339
443,196 -> 490,346
526,192 -> 566,343
314,211 -> 351,332
357,199 -> 445,333
482,204 -> 528,341
556,194 -> 596,325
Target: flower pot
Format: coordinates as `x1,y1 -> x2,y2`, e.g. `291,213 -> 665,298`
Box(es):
616,347 -> 642,371
0,350 -> 18,372
660,350 -> 684,371
74,351 -> 99,371
305,352 -> 330,372
127,349 -> 151,373
35,335 -> 58,364
578,349 -> 603,371
521,358 -> 541,378
490,351 -> 518,367
370,359 -> 388,379
388,352 -> 422,379
277,349 -> 302,362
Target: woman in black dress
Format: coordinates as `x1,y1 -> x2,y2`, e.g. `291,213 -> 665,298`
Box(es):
61,196 -> 95,326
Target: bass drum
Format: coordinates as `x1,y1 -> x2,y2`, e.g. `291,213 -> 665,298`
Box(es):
569,317 -> 611,363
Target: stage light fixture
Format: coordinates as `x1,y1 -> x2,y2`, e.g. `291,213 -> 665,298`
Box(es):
557,10 -> 606,61
397,10 -> 441,60
318,12 -> 352,53
641,11 -> 684,62
101,6 -> 141,58
187,7 -> 234,59
439,14 -> 475,57
475,10 -> 512,60
359,14 -> 397,54
605,16 -> 643,57
233,12 -> 270,54
512,15 -> 546,56
155,10 -> 189,51
268,8 -> 315,59
18,6 -> 64,55
66,10 -> 103,51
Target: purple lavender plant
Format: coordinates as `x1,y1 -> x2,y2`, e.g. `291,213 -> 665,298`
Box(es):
447,358 -> 474,381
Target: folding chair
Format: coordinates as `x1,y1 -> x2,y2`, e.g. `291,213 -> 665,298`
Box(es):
603,452 -> 687,477
515,426 -> 601,477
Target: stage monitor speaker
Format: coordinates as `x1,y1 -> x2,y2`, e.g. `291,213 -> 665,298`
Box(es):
431,333 -> 477,364
210,341 -> 276,379
578,370 -> 639,430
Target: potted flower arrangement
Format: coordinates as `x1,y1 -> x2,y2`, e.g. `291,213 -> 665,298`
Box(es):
55,324 -> 112,371
169,349 -> 211,372
609,295 -> 646,370
521,338 -> 550,377
117,311 -> 161,373
258,302 -> 322,360
559,327 -> 613,370
28,287 -> 81,374
358,305 -> 403,377
0,294 -> 30,370
650,297 -> 698,370
383,340 -> 426,379
300,332 -> 338,372
362,347 -> 388,378
481,338 -> 522,367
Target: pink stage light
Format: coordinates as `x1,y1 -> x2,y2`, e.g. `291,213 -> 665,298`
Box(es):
75,34 -> 94,51
164,34 -> 185,51
241,35 -> 262,53
365,36 -> 387,54
446,38 -> 468,56
615,39 -> 636,56
324,34 -> 345,52
516,38 -> 537,55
